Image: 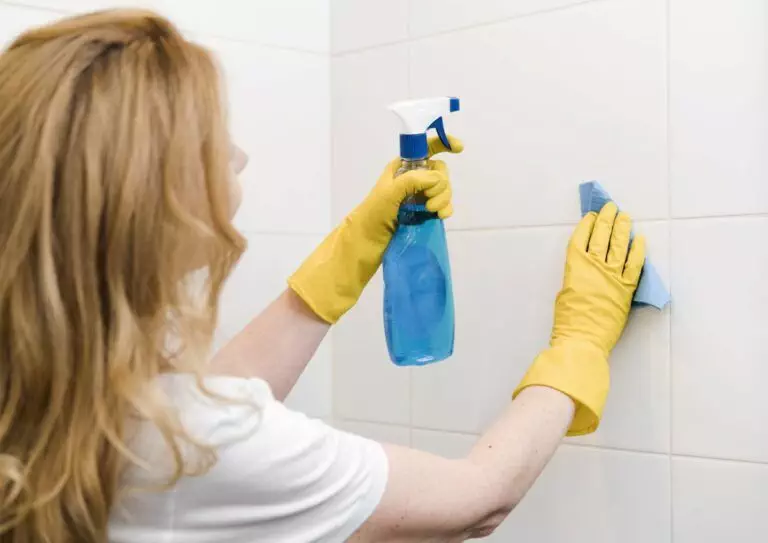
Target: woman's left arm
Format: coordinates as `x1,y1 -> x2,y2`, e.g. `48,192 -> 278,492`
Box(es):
212,137 -> 462,398
210,289 -> 329,400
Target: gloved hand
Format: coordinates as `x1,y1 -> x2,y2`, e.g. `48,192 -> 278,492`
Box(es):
513,202 -> 647,435
289,136 -> 464,324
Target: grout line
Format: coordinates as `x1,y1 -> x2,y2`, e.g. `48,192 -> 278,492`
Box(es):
235,213 -> 767,241
337,416 -> 768,470
664,0 -> 674,539
326,0 -> 333,55
237,229 -> 326,238
0,0 -> 328,57
409,0 -> 608,43
331,0 -> 607,58
236,211 -> 768,240
564,444 -> 768,469
405,0 -> 413,447
194,31 -> 328,57
564,441 -> 669,458
669,452 -> 768,469
0,0 -> 68,15
443,212 -> 768,234
669,211 -> 768,222
331,38 -> 410,59
409,425 -> 477,437
407,371 -> 413,446
327,0 -> 336,429
337,416 -> 477,437
444,218 -> 669,233
406,0 -> 412,99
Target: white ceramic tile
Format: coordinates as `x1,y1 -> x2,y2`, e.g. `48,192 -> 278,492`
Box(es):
5,1 -> 330,51
571,221 -> 670,453
200,36 -> 330,234
670,0 -> 768,217
672,457 -> 768,543
157,0 -> 329,52
331,45 -> 409,222
411,221 -> 669,447
671,217 -> 768,462
216,233 -> 321,342
413,436 -> 671,542
412,220 -> 668,444
4,0 -> 154,13
491,445 -> 670,543
410,0 -> 667,229
331,0 -> 408,53
410,0 -> 597,38
333,269 -> 412,425
411,227 -> 568,434
0,4 -> 65,48
334,420 -> 411,447
411,429 -> 475,459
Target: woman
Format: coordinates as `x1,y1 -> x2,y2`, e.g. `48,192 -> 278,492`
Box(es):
0,10 -> 646,543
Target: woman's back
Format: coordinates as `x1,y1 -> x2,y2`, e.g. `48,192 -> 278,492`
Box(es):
109,374 -> 387,543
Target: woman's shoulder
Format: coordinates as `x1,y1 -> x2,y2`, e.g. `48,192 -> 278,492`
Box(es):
158,372 -> 275,403
155,373 -> 276,445
112,373 -> 388,542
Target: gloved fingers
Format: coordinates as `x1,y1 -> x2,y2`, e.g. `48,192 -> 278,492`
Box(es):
427,158 -> 448,174
384,157 -> 402,177
623,234 -> 647,285
423,162 -> 449,198
606,212 -> 632,273
423,178 -> 449,199
426,184 -> 452,214
397,169 -> 446,197
570,212 -> 598,252
588,202 -> 618,261
427,135 -> 464,157
437,202 -> 454,219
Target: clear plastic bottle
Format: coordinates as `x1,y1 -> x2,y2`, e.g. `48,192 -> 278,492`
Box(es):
382,158 -> 455,366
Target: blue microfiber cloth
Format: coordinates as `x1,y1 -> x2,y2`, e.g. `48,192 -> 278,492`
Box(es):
579,181 -> 670,310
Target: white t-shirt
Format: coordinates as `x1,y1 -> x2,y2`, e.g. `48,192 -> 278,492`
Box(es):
108,375 -> 389,543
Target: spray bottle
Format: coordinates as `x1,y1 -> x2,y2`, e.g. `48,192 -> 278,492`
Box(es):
383,97 -> 460,366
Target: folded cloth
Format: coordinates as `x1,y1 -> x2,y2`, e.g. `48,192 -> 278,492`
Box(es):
579,181 -> 670,309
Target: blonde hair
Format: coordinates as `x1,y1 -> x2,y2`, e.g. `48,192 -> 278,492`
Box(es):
0,10 -> 245,542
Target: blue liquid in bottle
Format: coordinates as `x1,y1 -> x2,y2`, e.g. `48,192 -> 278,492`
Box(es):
383,203 -> 455,366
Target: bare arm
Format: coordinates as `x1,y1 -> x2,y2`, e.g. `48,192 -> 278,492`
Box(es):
351,386 -> 574,542
209,289 -> 329,400
234,141 -> 458,400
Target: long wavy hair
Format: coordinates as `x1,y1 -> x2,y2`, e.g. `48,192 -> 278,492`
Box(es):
0,10 -> 246,542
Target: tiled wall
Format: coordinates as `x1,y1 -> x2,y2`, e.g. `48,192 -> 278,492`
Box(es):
331,0 -> 768,541
0,0 -> 333,419
3,0 -> 767,540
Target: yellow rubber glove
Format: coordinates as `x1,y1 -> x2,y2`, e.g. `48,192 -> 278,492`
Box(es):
513,202 -> 647,435
289,136 -> 464,324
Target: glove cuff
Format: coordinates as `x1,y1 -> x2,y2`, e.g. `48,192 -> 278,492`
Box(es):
287,274 -> 337,324
513,343 -> 609,436
288,220 -> 384,324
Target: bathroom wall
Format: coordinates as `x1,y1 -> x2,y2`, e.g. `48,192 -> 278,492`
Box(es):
331,0 -> 768,541
3,1 -> 767,541
0,0 -> 333,419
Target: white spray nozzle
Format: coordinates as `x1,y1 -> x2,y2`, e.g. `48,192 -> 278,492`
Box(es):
389,96 -> 460,160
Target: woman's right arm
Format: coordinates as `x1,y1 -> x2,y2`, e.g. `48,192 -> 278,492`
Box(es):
353,386 -> 574,541
353,202 -> 646,542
